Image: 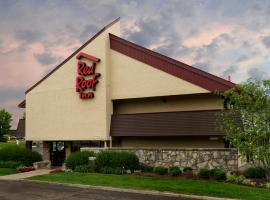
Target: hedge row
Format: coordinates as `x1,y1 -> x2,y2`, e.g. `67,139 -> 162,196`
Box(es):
0,146 -> 42,166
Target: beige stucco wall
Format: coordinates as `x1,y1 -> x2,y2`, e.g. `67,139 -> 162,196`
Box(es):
25,20 -> 222,142
113,93 -> 223,114
115,136 -> 224,148
110,50 -> 209,100
26,21 -> 120,141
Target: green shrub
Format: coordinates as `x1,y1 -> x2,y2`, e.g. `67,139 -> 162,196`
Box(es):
154,166 -> 168,175
100,166 -> 124,175
0,161 -> 22,168
198,168 -> 211,179
65,151 -> 96,170
244,166 -> 266,179
95,151 -> 139,172
74,164 -> 95,173
210,168 -> 226,180
0,146 -> 41,166
227,175 -> 246,184
183,167 -> 193,173
169,166 -> 182,176
140,163 -> 154,172
0,137 -> 7,142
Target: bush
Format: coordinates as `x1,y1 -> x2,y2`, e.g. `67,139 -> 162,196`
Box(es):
74,164 -> 95,173
140,163 -> 154,172
0,146 -> 42,166
154,166 -> 168,175
227,175 -> 246,184
0,137 -> 7,142
65,151 -> 96,170
183,167 -> 193,173
210,168 -> 226,180
95,151 -> 139,172
0,161 -> 22,168
244,166 -> 266,179
169,166 -> 182,176
100,166 -> 125,175
198,168 -> 211,179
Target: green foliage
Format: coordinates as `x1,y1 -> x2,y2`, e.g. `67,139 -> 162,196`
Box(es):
95,151 -> 139,172
219,79 -> 270,180
183,167 -> 193,173
199,168 -> 226,180
140,163 -> 154,172
0,146 -> 41,165
244,166 -> 266,179
99,166 -> 125,175
227,175 -> 246,184
198,168 -> 211,179
210,168 -> 226,180
0,109 -> 12,141
0,161 -> 22,168
74,164 -> 95,173
65,151 -> 96,170
154,166 -> 168,175
0,137 -> 7,142
169,166 -> 182,176
226,175 -> 256,186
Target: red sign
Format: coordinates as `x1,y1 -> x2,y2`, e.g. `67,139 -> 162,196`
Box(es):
76,52 -> 101,99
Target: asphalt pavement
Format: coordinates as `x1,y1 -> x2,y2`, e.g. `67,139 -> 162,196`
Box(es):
0,180 -> 195,200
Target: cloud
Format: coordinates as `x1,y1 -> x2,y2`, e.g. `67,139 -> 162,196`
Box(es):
79,24 -> 99,42
1,0 -> 270,128
192,62 -> 211,72
34,52 -> 58,66
262,35 -> 270,48
222,65 -> 238,78
248,68 -> 270,80
15,30 -> 43,43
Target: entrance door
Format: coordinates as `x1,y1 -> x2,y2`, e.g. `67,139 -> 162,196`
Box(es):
50,141 -> 65,166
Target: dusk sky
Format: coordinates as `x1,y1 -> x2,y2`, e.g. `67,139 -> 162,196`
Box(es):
1,0 -> 270,128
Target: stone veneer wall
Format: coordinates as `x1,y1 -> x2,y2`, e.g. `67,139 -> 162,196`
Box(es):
81,148 -> 238,172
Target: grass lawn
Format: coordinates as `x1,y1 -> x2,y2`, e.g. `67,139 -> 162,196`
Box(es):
0,168 -> 18,176
29,172 -> 270,200
0,141 -> 25,149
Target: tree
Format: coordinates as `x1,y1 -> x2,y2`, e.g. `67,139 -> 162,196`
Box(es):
219,79 -> 270,179
0,109 -> 12,142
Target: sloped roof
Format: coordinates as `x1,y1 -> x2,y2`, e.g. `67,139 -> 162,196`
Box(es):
24,18 -> 120,95
109,34 -> 235,92
18,18 -> 235,108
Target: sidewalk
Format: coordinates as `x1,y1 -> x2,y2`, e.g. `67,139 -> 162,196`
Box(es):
0,169 -> 51,180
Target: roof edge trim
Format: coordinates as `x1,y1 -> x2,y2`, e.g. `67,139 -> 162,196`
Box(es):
109,33 -> 235,92
25,17 -> 120,94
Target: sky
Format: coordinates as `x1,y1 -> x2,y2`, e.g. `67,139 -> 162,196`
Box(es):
1,0 -> 270,128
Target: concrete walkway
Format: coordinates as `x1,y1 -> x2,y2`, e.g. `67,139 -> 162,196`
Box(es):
0,169 -> 51,180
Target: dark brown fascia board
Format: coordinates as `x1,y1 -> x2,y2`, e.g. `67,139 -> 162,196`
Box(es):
109,33 -> 235,92
24,17 -> 120,94
18,100 -> 25,108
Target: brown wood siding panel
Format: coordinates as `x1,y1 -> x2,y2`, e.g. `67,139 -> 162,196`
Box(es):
16,119 -> 25,139
110,110 -> 224,136
109,34 -> 235,92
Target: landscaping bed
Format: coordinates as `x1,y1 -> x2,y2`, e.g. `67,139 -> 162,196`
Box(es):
28,172 -> 270,200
